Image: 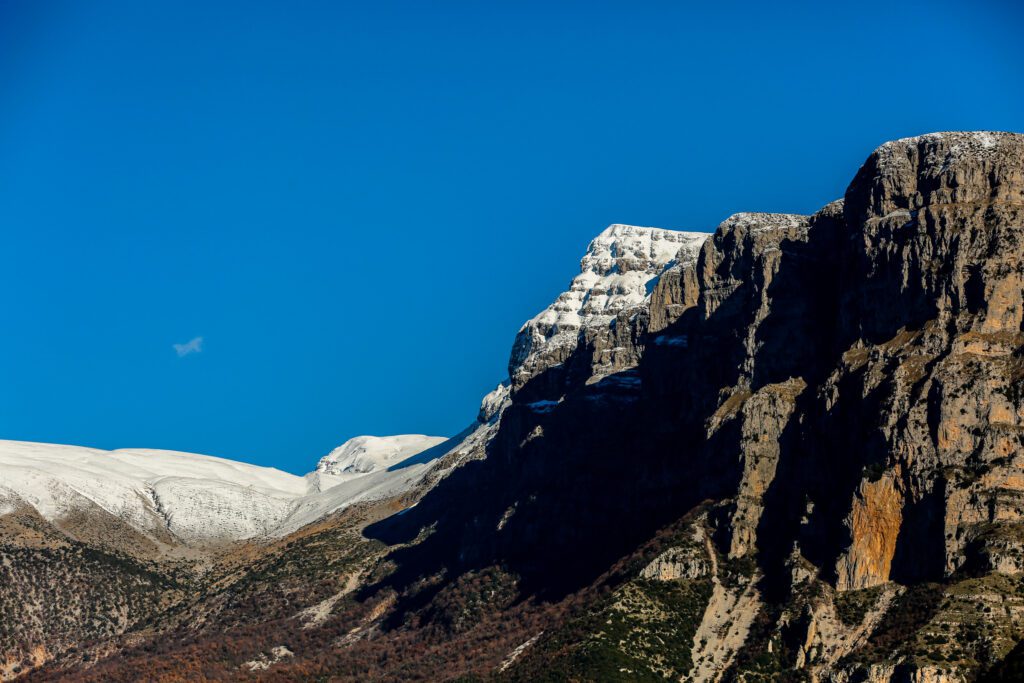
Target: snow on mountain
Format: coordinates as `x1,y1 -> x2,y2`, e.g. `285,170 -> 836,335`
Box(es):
477,381 -> 510,423
0,225 -> 711,547
315,435 -> 448,478
263,434 -> 459,536
509,224 -> 709,384
0,437 -> 450,544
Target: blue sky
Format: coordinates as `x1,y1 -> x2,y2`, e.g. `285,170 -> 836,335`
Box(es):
1,1 -> 1021,474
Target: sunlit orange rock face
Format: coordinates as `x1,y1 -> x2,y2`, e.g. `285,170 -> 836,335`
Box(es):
836,474 -> 903,591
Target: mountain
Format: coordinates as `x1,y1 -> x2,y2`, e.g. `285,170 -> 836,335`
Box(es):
315,435 -> 449,477
0,435 -> 455,547
510,223 -> 708,391
0,217 -> 700,680
5,131 -> 1024,682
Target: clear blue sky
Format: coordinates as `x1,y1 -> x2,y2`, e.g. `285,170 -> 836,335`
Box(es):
1,1 -> 1020,474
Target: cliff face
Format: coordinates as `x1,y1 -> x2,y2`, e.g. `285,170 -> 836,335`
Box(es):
812,132 -> 1024,591
363,131 -> 1024,681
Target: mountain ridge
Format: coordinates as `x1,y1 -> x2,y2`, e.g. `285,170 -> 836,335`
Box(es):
0,220 -> 709,549
6,130 -> 1024,682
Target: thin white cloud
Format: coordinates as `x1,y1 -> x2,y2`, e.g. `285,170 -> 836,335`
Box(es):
173,336 -> 203,357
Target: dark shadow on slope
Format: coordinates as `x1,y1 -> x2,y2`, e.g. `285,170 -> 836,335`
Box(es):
387,426 -> 475,472
363,253 -> 765,614
365,363 -> 679,605
890,480 -> 947,584
732,210 -> 849,600
981,636 -> 1024,682
838,191 -> 937,347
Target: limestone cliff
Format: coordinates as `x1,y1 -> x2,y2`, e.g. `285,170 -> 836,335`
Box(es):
363,131 -> 1024,682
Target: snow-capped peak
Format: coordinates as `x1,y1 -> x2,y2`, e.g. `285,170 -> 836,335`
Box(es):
1,225 -> 711,548
314,434 -> 448,477
509,224 -> 709,381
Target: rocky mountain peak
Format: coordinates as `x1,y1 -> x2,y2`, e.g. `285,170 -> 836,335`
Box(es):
846,130 -> 1024,224
509,223 -> 708,390
581,223 -> 700,275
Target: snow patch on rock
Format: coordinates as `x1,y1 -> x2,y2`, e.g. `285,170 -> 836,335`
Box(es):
509,224 -> 709,384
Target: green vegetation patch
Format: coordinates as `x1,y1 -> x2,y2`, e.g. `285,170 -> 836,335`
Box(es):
843,574 -> 1024,675
834,585 -> 884,626
504,577 -> 712,682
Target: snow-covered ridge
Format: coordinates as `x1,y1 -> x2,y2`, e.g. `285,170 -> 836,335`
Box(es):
0,436 -> 450,544
315,435 -> 448,477
510,224 -> 709,378
1,225 -> 713,546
